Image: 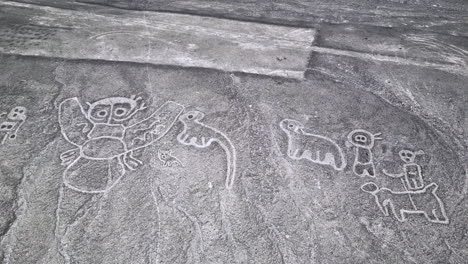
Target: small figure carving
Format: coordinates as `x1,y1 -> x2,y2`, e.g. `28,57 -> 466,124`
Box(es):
383,149 -> 425,191
346,129 -> 382,177
58,96 -> 184,193
0,106 -> 27,144
279,119 -> 346,171
158,149 -> 184,167
361,182 -> 449,224
177,111 -> 236,189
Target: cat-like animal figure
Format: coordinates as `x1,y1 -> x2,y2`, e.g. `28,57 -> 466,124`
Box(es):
279,119 -> 346,171
177,111 -> 236,189
157,149 -> 184,167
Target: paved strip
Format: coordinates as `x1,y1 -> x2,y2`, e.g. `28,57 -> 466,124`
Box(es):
0,1 -> 316,79
308,46 -> 467,76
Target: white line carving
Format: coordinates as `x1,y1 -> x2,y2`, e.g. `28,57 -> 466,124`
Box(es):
346,129 -> 382,177
177,111 -> 236,190
0,106 -> 27,144
58,96 -> 184,193
383,149 -> 425,191
361,182 -> 449,224
157,149 -> 184,167
279,119 -> 346,171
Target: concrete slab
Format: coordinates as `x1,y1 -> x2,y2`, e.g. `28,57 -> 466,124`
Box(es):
0,1 -> 316,79
12,0 -> 468,34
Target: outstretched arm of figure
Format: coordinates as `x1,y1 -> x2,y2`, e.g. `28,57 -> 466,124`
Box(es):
382,169 -> 404,178
126,111 -> 165,135
124,101 -> 184,149
58,97 -> 93,146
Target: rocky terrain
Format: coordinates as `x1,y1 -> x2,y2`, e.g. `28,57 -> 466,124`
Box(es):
0,1 -> 466,263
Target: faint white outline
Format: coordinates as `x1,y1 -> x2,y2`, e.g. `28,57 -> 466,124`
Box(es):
361,182 -> 449,224
58,97 -> 184,194
177,111 -> 237,190
346,129 -> 382,178
279,119 -> 346,171
0,106 -> 27,144
157,149 -> 184,167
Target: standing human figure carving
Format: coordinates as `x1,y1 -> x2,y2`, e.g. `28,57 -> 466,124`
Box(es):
58,96 -> 183,193
56,96 -> 184,264
346,129 -> 382,177
383,149 -> 425,190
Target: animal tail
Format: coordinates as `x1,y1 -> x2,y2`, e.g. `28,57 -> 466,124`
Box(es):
334,144 -> 347,171
324,139 -> 346,171
217,135 -> 237,190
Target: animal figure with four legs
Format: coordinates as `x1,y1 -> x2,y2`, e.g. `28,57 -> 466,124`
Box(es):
279,119 -> 346,171
361,182 -> 448,224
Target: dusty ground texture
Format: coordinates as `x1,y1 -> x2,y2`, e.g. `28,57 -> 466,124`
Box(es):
0,0 -> 467,264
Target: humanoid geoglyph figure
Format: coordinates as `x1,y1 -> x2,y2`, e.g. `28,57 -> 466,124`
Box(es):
383,149 -> 425,190
58,96 -> 184,193
346,129 -> 382,177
